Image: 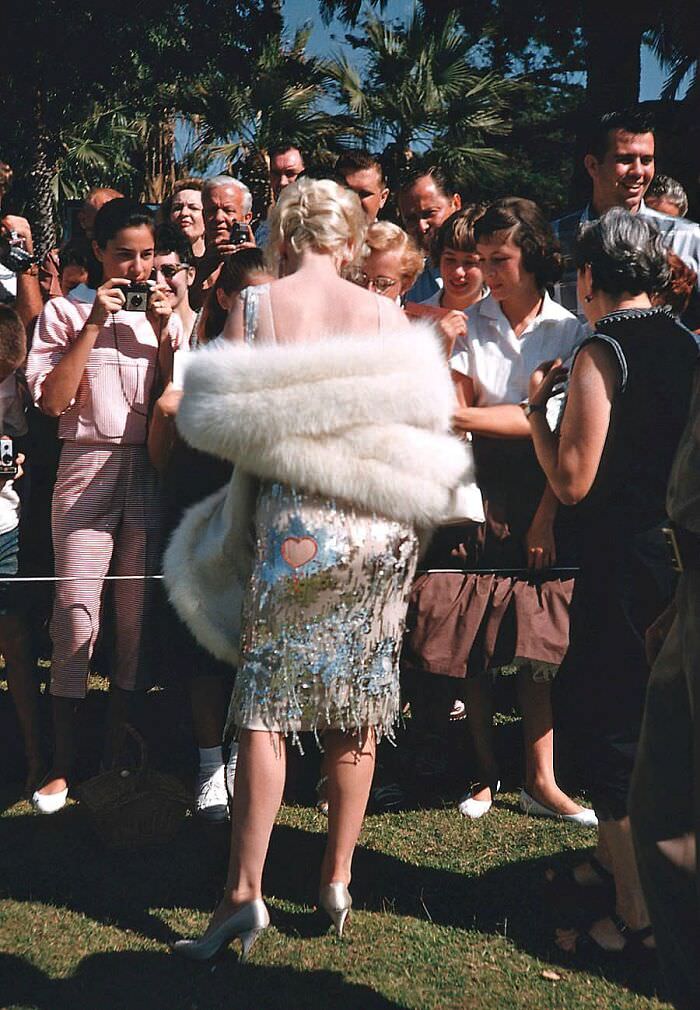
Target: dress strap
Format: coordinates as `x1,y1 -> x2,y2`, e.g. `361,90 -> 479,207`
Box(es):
375,291 -> 385,338
241,283 -> 276,345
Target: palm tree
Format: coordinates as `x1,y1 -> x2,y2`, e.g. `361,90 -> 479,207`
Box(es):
182,26 -> 362,218
327,9 -> 519,188
647,3 -> 700,107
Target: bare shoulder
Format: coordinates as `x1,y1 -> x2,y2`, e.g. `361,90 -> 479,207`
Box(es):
570,340 -> 619,398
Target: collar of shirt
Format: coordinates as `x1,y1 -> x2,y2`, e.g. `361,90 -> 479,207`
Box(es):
68,283 -> 97,305
476,290 -> 571,331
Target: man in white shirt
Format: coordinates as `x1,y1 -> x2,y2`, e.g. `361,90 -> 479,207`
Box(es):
552,109 -> 700,325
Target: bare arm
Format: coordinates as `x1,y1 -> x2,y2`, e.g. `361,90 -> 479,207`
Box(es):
451,370 -> 531,438
1,216 -> 43,336
526,344 -> 617,505
147,384 -> 183,473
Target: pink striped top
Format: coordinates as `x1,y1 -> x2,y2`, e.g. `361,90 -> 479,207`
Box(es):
26,286 -> 182,445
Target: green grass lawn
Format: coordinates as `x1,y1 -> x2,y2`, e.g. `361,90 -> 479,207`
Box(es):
0,683 -> 672,1010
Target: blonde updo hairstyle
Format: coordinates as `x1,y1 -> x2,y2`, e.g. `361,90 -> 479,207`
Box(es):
267,177 -> 367,271
361,221 -> 424,292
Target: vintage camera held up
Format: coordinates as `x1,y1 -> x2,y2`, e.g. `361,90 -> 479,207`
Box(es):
0,436 -> 18,479
0,231 -> 34,274
123,282 -> 150,312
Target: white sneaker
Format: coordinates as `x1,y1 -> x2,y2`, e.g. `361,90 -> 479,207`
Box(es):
457,780 -> 500,820
195,764 -> 229,822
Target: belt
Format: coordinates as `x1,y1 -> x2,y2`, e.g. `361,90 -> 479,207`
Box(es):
663,523 -> 700,573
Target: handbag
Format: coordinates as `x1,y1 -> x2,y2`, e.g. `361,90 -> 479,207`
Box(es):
441,434 -> 485,526
79,724 -> 192,849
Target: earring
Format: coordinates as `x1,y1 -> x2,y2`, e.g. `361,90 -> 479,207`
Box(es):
584,294 -> 594,303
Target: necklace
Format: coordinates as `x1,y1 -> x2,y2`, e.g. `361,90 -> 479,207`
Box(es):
111,315 -> 149,417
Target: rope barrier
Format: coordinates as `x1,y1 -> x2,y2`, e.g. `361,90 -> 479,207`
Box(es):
0,567 -> 581,583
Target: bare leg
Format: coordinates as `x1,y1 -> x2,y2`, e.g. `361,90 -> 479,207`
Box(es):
320,729 -> 376,888
201,729 -> 285,935
518,676 -> 584,815
190,675 -> 228,748
464,676 -> 498,802
37,696 -> 78,794
557,817 -> 655,951
0,613 -> 44,791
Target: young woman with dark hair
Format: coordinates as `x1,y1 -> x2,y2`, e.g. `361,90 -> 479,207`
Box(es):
26,199 -> 181,813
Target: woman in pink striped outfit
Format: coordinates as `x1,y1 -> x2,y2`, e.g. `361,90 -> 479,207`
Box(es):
26,199 -> 180,813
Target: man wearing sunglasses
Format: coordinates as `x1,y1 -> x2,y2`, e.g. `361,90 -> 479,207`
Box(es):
154,225 -> 197,343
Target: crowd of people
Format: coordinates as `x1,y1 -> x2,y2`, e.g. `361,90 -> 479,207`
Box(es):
0,106 -> 699,1007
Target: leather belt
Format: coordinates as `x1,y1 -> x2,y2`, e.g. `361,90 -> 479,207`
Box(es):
663,523 -> 700,573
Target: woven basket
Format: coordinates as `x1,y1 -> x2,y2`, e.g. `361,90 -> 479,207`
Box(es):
79,724 -> 191,850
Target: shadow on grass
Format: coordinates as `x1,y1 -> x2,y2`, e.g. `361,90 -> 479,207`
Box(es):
0,951 -> 408,1010
0,805 -> 664,1003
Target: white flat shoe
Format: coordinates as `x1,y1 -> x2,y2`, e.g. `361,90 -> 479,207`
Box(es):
519,789 -> 598,827
31,786 -> 68,815
457,780 -> 500,820
172,899 -> 269,962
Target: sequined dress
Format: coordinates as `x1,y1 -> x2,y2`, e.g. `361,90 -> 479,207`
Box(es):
229,285 -> 420,741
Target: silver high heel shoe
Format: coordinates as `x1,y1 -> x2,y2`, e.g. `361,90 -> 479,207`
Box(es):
319,882 -> 352,938
172,899 -> 269,962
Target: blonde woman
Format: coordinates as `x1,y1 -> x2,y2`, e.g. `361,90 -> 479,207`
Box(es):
167,179 -> 465,959
354,220 -> 423,302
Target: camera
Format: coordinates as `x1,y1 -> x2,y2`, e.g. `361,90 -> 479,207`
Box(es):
230,221 -> 248,246
0,231 -> 34,274
0,436 -> 17,479
123,282 -> 150,312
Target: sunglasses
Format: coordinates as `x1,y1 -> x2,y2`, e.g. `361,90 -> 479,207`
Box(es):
156,264 -> 188,280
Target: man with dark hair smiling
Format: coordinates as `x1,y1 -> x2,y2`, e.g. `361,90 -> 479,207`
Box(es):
553,108 -> 700,318
336,150 -> 389,223
398,164 -> 461,302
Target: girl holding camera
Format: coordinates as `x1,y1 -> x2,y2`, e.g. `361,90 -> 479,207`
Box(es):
26,199 -> 180,813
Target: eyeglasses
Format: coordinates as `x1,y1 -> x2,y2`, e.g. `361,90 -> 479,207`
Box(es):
156,264 -> 188,280
354,272 -> 400,294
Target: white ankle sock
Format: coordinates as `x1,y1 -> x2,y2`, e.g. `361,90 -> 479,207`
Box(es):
199,745 -> 224,773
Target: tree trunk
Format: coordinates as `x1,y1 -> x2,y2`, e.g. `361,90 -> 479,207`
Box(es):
141,114 -> 176,204
582,2 -> 646,113
26,88 -> 57,260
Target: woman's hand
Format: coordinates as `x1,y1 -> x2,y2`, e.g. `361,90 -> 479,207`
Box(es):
86,278 -> 129,327
529,358 -> 568,407
147,282 -> 173,338
437,310 -> 467,358
524,514 -> 557,570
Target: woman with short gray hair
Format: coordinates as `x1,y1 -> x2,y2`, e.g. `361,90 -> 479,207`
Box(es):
524,207 -> 698,959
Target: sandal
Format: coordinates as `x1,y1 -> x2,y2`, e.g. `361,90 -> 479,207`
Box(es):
560,912 -> 656,964
545,856 -> 615,926
545,855 -> 614,891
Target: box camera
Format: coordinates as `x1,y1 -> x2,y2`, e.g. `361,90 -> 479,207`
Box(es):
0,232 -> 34,274
0,436 -> 17,479
124,282 -> 150,312
230,221 -> 248,246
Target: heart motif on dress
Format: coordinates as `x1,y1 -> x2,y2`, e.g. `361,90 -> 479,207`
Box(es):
281,536 -> 318,570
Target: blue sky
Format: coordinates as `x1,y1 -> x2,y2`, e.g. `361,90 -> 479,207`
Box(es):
282,0 -> 688,101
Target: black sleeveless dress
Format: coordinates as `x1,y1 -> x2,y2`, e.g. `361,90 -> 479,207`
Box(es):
554,306 -> 698,820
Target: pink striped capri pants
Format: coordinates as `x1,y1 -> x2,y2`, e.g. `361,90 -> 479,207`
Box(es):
50,443 -> 161,699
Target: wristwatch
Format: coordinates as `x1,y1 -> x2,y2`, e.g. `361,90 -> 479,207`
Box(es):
521,400 -> 545,419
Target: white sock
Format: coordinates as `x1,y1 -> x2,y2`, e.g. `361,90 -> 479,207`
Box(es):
199,745 -> 224,773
